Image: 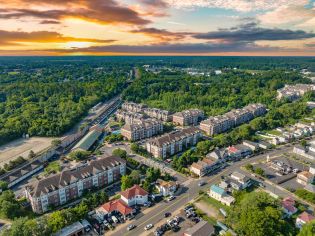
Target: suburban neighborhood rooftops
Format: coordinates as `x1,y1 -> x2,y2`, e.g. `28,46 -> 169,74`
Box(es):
297,211 -> 315,223
72,126 -> 102,151
120,185 -> 148,199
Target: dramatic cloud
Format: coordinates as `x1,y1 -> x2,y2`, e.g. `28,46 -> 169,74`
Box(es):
39,20 -> 60,24
164,0 -> 308,12
194,23 -> 315,42
130,27 -> 190,41
0,0 -> 150,25
0,30 -> 116,45
139,0 -> 168,8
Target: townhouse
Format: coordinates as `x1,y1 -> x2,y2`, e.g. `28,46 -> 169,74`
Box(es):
277,84 -> 315,101
200,104 -> 267,136
25,156 -> 126,214
121,119 -> 163,141
115,109 -> 144,124
190,158 -> 220,177
297,171 -> 314,186
121,102 -> 147,113
143,107 -> 172,121
146,127 -> 202,159
296,211 -> 315,229
172,109 -> 204,126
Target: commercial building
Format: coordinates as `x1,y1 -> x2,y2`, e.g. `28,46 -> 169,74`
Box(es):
277,84 -> 315,101
97,199 -> 133,219
184,220 -> 215,236
146,127 -> 202,159
172,109 -> 204,126
72,125 -> 103,152
297,171 -> 314,186
143,107 -> 172,121
121,119 -> 163,141
121,102 -> 147,113
25,156 -> 126,213
120,185 -> 148,206
293,145 -> 315,160
200,104 -> 266,136
227,145 -> 252,159
190,158 -> 220,177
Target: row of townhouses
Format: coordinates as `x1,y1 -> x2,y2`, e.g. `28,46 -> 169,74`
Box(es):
25,156 -> 126,213
146,127 -> 202,159
121,118 -> 163,141
277,84 -> 315,101
116,109 -> 144,124
172,109 -> 204,126
200,103 -> 267,136
121,102 -> 171,121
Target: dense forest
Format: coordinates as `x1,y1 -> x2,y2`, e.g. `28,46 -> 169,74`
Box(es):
123,69 -> 312,115
0,61 -> 129,145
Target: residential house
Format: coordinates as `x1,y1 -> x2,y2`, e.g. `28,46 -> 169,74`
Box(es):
207,148 -> 228,161
25,156 -> 126,213
155,179 -> 178,196
297,171 -> 314,186
190,158 -> 219,177
242,140 -> 260,151
172,109 -> 204,126
296,211 -> 315,229
146,127 -> 202,159
208,185 -> 235,206
227,145 -> 252,159
230,171 -> 252,190
184,220 -> 215,236
120,185 -> 148,206
282,197 -> 297,217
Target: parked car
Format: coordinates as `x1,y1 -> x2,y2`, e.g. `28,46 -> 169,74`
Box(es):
127,224 -> 136,231
144,224 -> 154,230
167,196 -> 176,201
198,181 -> 206,187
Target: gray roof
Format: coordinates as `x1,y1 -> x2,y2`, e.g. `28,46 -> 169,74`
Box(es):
26,156 -> 125,197
55,221 -> 84,236
72,128 -> 102,151
184,220 -> 215,236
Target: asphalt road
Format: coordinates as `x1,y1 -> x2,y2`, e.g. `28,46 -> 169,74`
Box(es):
110,144 -> 297,236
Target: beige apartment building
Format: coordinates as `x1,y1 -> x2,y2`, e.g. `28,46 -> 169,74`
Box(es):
25,156 -> 126,214
122,102 -> 147,113
121,119 -> 163,141
143,107 -> 172,121
172,109 -> 204,126
146,127 -> 202,159
200,103 -> 266,136
116,109 -> 144,124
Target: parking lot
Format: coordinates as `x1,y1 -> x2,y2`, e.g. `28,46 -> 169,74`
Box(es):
253,154 -> 308,191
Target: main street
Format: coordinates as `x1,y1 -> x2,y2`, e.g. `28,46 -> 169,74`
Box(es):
110,144 -> 296,236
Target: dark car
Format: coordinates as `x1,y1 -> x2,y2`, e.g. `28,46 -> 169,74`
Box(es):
172,225 -> 180,232
164,212 -> 171,218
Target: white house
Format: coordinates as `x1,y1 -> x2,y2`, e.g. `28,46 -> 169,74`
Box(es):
120,185 -> 148,206
296,211 -> 315,229
155,179 -> 178,196
208,185 -> 235,206
230,171 -> 252,190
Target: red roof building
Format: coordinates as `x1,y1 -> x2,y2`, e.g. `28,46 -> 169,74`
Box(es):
120,185 -> 149,206
296,211 -> 315,229
98,199 -> 133,216
281,197 -> 297,217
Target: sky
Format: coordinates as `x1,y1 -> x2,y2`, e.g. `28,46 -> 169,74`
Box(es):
0,0 -> 314,56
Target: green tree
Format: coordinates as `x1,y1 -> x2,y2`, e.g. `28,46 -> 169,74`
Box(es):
227,192 -> 290,236
68,150 -> 90,161
298,220 -> 315,236
255,167 -> 265,176
0,180 -> 8,191
129,170 -> 141,184
112,148 -> 127,159
121,175 -> 134,191
51,139 -> 62,147
0,190 -> 21,219
130,143 -> 140,153
245,164 -> 254,172
28,150 -> 36,159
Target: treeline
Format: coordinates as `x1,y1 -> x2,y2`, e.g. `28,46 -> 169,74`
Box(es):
122,70 -> 311,115
0,68 -> 127,144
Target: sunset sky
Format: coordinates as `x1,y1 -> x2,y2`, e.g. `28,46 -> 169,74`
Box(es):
0,0 -> 314,56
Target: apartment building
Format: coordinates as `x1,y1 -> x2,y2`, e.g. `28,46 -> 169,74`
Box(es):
115,109 -> 144,124
122,102 -> 147,113
277,84 -> 315,101
25,156 -> 126,213
172,109 -> 204,126
146,127 -> 202,159
200,104 -> 266,136
143,107 -> 172,121
121,119 -> 163,141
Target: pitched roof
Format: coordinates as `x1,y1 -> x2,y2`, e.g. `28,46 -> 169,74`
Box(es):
298,211 -> 315,223
100,199 -> 133,215
120,185 -> 148,199
26,156 -> 125,197
184,220 -> 215,236
298,171 -> 314,179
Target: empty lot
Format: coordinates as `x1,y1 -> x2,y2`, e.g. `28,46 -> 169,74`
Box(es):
0,137 -> 54,167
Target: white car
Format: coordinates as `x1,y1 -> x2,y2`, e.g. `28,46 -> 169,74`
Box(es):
168,196 -> 175,201
144,224 -> 154,230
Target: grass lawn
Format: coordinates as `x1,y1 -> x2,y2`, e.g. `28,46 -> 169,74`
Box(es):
267,130 -> 282,136
44,161 -> 61,175
199,195 -> 229,211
